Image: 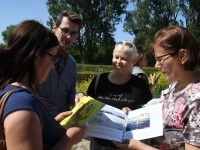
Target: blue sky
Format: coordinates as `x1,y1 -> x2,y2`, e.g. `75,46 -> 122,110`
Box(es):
0,0 -> 133,44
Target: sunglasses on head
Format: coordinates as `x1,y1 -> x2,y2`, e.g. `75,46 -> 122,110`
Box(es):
115,41 -> 134,48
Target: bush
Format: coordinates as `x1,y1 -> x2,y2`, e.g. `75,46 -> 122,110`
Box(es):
149,71 -> 169,98
76,75 -> 94,94
77,64 -> 113,73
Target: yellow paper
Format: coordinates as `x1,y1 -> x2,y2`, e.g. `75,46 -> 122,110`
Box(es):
60,96 -> 105,129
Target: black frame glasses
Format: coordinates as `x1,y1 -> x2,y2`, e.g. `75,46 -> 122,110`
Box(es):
58,27 -> 79,38
42,51 -> 59,65
155,53 -> 177,63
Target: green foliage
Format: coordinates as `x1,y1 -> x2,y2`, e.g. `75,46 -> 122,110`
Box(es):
76,75 -> 94,94
46,0 -> 128,64
149,71 -> 169,98
1,25 -> 15,44
77,64 -> 113,73
144,68 -> 169,98
76,64 -> 113,94
143,67 -> 159,77
181,0 -> 200,44
124,0 -> 182,52
0,43 -> 5,49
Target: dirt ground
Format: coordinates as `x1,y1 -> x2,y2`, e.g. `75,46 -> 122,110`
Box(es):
72,138 -> 90,150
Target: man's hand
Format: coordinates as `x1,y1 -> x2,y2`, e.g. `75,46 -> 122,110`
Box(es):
54,111 -> 72,122
75,92 -> 85,104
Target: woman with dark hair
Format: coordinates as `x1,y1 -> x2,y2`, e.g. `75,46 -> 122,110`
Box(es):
0,20 -> 86,149
132,52 -> 158,89
113,26 -> 200,150
132,52 -> 149,84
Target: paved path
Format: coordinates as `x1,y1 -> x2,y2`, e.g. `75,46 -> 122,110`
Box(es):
72,139 -> 90,150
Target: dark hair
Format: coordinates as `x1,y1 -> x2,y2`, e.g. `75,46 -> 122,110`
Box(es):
134,52 -> 145,66
55,10 -> 84,30
151,25 -> 199,70
0,20 -> 59,89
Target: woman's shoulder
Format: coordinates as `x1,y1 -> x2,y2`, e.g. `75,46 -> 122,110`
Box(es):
130,74 -> 148,84
187,82 -> 200,101
2,85 -> 41,120
97,72 -> 109,79
132,66 -> 145,75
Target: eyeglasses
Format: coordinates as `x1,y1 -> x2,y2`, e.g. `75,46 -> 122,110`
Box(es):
155,53 -> 177,63
115,41 -> 134,48
42,51 -> 59,65
58,27 -> 79,38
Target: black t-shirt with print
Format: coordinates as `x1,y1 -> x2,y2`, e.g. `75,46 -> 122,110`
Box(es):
87,72 -> 152,148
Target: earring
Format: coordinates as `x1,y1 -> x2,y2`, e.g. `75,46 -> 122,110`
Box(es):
181,64 -> 184,69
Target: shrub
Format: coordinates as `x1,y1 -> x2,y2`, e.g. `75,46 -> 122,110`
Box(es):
76,75 -> 95,94
77,64 -> 113,73
149,71 -> 169,98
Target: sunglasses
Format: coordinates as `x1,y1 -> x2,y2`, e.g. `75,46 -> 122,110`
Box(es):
115,41 -> 135,48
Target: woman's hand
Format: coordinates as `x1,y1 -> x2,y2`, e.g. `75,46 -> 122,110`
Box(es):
65,125 -> 87,145
150,73 -> 157,85
75,92 -> 85,104
122,107 -> 132,115
52,125 -> 87,150
112,140 -> 138,150
112,139 -> 157,150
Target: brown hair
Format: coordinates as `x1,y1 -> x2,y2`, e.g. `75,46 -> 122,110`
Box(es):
0,20 -> 59,89
151,26 -> 199,70
134,52 -> 145,66
55,10 -> 84,31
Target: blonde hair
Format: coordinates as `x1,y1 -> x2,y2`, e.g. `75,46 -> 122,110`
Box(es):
114,40 -> 137,60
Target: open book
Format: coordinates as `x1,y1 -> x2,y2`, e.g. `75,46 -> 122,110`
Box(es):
85,103 -> 163,142
60,96 -> 105,129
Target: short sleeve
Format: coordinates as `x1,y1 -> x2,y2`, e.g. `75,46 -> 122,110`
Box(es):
3,89 -> 41,122
183,100 -> 200,146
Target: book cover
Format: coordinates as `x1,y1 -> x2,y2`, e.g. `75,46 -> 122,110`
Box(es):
60,96 -> 105,129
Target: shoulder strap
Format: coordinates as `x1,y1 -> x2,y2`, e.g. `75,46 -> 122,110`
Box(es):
0,88 -> 17,146
94,74 -> 101,96
0,89 -> 17,117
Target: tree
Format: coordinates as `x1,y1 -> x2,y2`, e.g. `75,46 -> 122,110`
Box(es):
1,25 -> 15,44
124,0 -> 182,52
0,43 -> 5,49
180,0 -> 200,44
123,0 -> 185,66
46,0 -> 128,64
